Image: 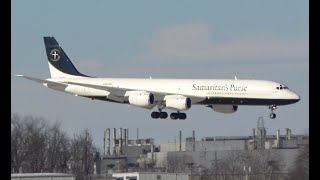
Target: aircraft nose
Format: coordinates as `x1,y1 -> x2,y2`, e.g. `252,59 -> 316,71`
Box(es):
293,93 -> 300,102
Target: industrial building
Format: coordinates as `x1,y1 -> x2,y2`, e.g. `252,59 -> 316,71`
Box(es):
99,128 -> 157,174
96,117 -> 308,179
11,173 -> 75,180
11,117 -> 307,180
113,172 -> 189,180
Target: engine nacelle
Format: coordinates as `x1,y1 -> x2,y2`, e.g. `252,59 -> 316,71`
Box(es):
165,95 -> 191,111
128,92 -> 154,107
209,105 -> 238,113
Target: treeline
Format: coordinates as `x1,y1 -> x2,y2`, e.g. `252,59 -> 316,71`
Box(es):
11,114 -> 98,178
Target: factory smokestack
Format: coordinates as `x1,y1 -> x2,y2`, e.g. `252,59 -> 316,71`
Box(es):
137,128 -> 139,139
113,128 -> 117,155
179,131 -> 182,151
104,128 -> 111,156
289,129 -> 292,140
286,128 -> 289,140
192,130 -> 195,152
119,128 -> 123,155
126,129 -> 129,146
124,129 -> 127,146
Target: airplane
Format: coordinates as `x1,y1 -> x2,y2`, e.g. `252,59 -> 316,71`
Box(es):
16,36 -> 300,120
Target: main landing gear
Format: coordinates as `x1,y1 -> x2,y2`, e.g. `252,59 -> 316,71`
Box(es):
151,110 -> 187,120
169,111 -> 187,120
269,104 -> 277,119
151,110 -> 168,119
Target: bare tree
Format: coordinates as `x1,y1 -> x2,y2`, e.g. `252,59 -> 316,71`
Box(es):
11,115 -> 49,173
45,122 -> 70,173
11,114 -> 25,173
167,153 -> 193,173
218,151 -> 244,180
69,129 -> 97,179
217,150 -> 283,180
287,140 -> 309,180
11,114 -> 99,179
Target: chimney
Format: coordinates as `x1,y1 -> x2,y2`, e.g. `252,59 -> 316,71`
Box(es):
104,128 -> 111,156
288,128 -> 291,140
113,128 -> 117,155
137,128 -> 139,139
179,131 -> 182,151
277,129 -> 280,140
119,128 -> 123,155
124,129 -> 127,146
286,128 -> 289,140
126,129 -> 129,146
103,130 -> 106,156
252,129 -> 256,141
192,130 -> 195,152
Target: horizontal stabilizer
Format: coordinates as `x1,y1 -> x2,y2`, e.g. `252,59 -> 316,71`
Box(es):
15,75 -> 66,87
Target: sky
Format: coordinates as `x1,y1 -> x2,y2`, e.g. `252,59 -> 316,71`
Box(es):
11,1 -> 309,152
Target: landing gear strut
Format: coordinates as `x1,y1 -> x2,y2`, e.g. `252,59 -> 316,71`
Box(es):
269,105 -> 277,119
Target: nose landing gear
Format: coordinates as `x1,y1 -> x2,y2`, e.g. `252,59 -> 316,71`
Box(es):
269,105 -> 277,119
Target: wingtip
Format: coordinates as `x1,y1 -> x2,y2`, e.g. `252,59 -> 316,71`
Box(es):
15,74 -> 24,77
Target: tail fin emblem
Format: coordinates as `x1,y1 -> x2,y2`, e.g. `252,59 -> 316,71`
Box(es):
50,49 -> 60,61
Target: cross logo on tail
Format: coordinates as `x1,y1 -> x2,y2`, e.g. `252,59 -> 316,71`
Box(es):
50,49 -> 60,61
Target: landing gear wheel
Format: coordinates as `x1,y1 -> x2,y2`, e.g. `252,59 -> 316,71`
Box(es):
151,112 -> 160,119
178,113 -> 187,120
268,105 -> 277,119
270,113 -> 276,119
269,104 -> 277,110
160,112 -> 168,119
170,113 -> 179,120
170,112 -> 187,120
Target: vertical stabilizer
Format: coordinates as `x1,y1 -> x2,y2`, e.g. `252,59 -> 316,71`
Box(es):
43,36 -> 89,78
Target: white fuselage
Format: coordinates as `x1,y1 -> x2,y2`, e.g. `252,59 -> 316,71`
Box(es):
47,77 -> 300,106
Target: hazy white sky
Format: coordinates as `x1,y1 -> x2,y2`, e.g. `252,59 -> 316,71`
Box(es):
11,1 -> 308,151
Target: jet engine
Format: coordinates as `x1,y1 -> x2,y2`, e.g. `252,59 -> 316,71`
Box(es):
128,92 -> 155,107
208,105 -> 238,113
165,95 -> 191,111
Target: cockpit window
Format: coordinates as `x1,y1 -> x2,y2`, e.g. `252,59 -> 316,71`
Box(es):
276,84 -> 289,90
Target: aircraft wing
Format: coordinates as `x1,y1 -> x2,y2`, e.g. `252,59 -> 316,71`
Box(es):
65,81 -> 161,110
64,81 -> 205,103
